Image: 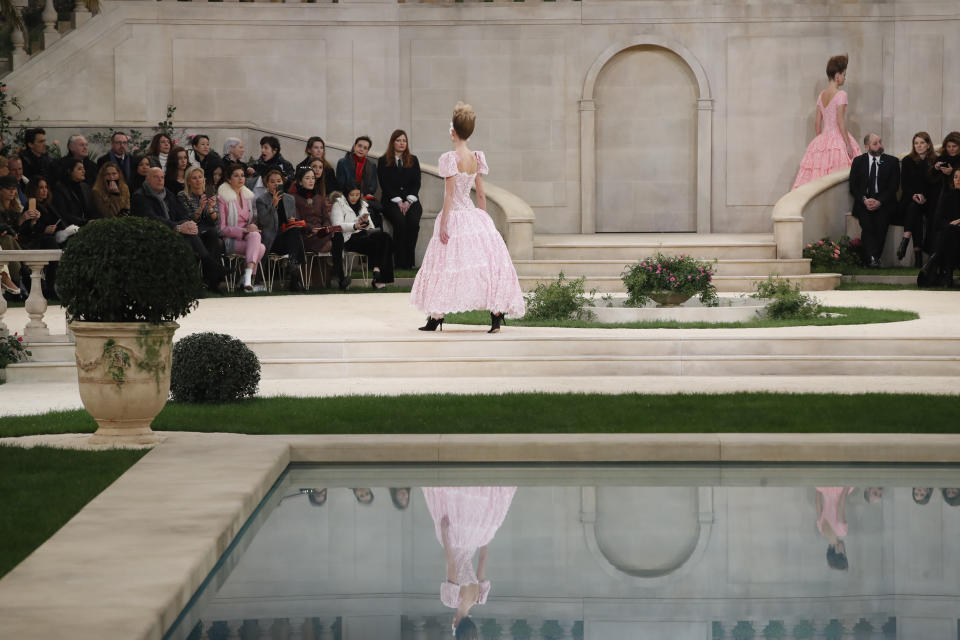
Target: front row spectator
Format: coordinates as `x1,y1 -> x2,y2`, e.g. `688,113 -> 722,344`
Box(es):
129,155 -> 152,194
218,163 -> 265,292
378,129 -> 422,269
300,136 -> 338,196
293,166 -> 331,288
919,169 -> 960,286
0,176 -> 26,289
20,177 -> 63,250
55,158 -> 98,228
177,166 -> 220,257
331,181 -> 394,290
336,136 -> 378,200
849,133 -> 899,268
132,166 -> 224,293
257,169 -> 304,290
91,162 -> 131,218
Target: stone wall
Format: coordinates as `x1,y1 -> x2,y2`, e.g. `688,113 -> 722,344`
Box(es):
6,0 -> 960,235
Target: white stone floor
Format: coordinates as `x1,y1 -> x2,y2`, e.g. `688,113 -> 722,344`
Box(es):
1,288 -> 959,418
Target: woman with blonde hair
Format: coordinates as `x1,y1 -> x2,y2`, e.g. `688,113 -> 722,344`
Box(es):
91,161 -> 131,218
410,102 -> 525,333
793,54 -> 861,189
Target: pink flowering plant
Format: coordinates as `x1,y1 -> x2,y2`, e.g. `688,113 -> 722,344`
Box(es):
621,252 -> 719,307
0,332 -> 31,369
803,236 -> 861,273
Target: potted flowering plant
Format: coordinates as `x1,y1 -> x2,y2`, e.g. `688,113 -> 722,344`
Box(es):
621,252 -> 719,307
0,331 -> 31,383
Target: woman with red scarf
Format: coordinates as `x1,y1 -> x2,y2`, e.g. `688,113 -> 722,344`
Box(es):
335,136 -> 379,200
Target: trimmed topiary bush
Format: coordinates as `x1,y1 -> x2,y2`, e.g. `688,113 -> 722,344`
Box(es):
57,217 -> 202,323
170,332 -> 260,403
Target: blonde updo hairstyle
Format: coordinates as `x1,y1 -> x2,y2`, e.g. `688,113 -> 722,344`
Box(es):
452,102 -> 476,140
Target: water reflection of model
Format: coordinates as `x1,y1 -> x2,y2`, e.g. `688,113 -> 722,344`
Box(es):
816,486 -> 854,570
422,486 -> 517,638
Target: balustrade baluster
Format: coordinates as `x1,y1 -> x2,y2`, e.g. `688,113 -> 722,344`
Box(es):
225,619 -> 243,640
411,617 -> 427,640
23,260 -> 50,340
73,0 -> 91,26
42,0 -> 60,47
11,0 -> 28,68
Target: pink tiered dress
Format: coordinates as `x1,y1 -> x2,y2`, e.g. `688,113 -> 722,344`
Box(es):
410,151 -> 526,318
793,90 -> 862,189
422,486 -> 517,608
816,486 -> 855,537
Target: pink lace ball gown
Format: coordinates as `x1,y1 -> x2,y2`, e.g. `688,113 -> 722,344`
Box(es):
422,486 -> 517,608
410,151 -> 526,318
793,90 -> 862,189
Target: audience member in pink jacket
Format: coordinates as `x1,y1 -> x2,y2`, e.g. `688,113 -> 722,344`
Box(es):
218,163 -> 266,291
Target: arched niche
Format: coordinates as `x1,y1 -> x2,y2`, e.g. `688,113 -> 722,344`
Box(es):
580,36 -> 713,234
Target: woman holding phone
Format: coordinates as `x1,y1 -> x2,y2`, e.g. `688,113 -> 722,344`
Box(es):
330,180 -> 394,289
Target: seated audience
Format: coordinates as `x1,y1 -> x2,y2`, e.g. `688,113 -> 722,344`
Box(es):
253,136 -> 294,183
849,132 -> 899,268
335,136 -> 378,200
257,168 -> 304,289
145,132 -> 173,171
54,158 -> 98,228
164,146 -> 190,194
0,175 -> 26,288
205,163 -> 223,195
931,131 -> 960,192
331,181 -> 394,290
132,166 -> 225,292
19,177 -> 61,296
896,132 -> 939,266
61,135 -> 98,187
300,136 -> 338,195
378,129 -> 423,269
0,260 -> 20,295
19,127 -> 57,182
129,155 -> 152,194
7,157 -> 28,207
218,163 -> 265,291
222,138 -> 251,176
188,134 -> 221,173
0,156 -> 8,178
919,168 -> 960,286
97,131 -> 133,181
177,165 -> 222,270
91,162 -> 131,218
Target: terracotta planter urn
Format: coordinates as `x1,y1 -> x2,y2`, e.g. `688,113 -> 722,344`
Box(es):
71,321 -> 178,444
649,292 -> 693,307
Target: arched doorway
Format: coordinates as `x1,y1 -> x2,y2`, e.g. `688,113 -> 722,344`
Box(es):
580,37 -> 713,234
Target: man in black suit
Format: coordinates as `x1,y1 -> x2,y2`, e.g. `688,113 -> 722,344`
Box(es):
131,166 -> 224,292
96,131 -> 132,181
849,132 -> 900,267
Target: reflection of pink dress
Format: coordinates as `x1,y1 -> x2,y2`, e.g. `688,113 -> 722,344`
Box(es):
422,486 -> 517,608
816,486 -> 855,537
410,151 -> 526,318
793,90 -> 862,189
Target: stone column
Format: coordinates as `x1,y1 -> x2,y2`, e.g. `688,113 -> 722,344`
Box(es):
696,98 -> 713,233
579,99 -> 597,234
23,261 -> 50,340
411,617 -> 427,640
10,0 -> 28,69
73,0 -> 91,27
42,0 -> 60,48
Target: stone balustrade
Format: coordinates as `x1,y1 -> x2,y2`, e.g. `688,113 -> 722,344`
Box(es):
0,249 -> 65,343
771,169 -> 852,260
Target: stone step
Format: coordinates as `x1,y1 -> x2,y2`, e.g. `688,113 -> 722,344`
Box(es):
16,341 -> 74,363
8,334 -> 955,382
514,258 -> 812,278
518,273 -> 842,293
533,234 -> 778,261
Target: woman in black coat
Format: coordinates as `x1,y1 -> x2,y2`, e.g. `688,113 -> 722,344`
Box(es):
377,129 -> 422,269
896,132 -> 940,266
54,157 -> 98,228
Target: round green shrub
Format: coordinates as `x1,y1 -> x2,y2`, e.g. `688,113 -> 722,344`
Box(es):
170,332 -> 260,403
57,217 -> 202,323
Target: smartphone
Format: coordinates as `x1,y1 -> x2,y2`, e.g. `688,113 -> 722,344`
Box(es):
28,198 -> 36,211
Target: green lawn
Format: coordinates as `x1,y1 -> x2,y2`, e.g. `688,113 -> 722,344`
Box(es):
2,393 -> 959,437
0,446 -> 148,579
446,306 -> 918,329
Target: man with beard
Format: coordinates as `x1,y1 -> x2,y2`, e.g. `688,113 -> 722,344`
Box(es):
849,132 -> 899,267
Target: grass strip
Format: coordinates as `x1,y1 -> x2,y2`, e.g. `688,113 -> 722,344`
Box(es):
445,306 -> 917,329
1,394 -> 959,437
0,446 -> 148,579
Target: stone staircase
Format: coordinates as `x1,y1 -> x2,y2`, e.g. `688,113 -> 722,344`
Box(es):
515,233 -> 841,293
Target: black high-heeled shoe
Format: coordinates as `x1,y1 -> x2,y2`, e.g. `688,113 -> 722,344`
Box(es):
896,237 -> 910,261
488,312 -> 505,334
419,317 -> 444,332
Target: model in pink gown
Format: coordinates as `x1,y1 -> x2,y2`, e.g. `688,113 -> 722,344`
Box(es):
793,90 -> 862,189
422,486 -> 517,609
816,486 -> 854,571
410,151 -> 526,319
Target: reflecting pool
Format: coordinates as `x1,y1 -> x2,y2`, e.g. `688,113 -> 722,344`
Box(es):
164,465 -> 960,640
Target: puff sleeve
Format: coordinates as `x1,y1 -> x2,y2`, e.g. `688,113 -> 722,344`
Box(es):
836,90 -> 848,107
476,151 -> 489,175
440,581 -> 460,609
438,152 -> 458,179
477,580 -> 491,604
